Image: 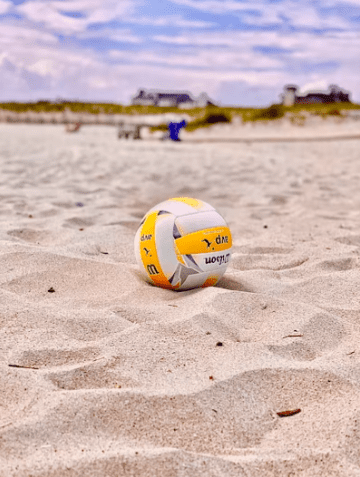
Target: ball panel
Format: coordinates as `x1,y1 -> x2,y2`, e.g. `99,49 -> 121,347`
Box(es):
190,250 -> 232,271
177,271 -> 208,290
174,242 -> 186,265
146,197 -> 214,218
146,200 -> 194,217
175,226 -> 232,255
201,275 -> 220,288
134,226 -> 147,280
169,262 -> 201,289
138,211 -> 174,289
182,253 -> 203,272
169,197 -> 204,210
175,210 -> 227,236
176,269 -> 222,290
154,213 -> 179,278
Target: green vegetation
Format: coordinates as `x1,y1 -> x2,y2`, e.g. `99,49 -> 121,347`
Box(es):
0,100 -> 359,132
239,102 -> 360,123
284,101 -> 360,115
0,100 -> 205,116
185,111 -> 231,131
150,109 -> 232,134
243,104 -> 285,122
0,101 -> 123,115
150,123 -> 168,133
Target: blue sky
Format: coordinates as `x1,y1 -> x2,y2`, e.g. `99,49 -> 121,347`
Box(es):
0,0 -> 359,105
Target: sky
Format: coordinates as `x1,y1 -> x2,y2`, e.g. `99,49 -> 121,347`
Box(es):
0,0 -> 359,106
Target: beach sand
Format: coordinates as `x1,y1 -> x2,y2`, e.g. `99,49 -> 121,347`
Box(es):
1,121 -> 360,476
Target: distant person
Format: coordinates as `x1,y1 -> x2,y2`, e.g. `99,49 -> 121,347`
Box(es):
164,120 -> 187,141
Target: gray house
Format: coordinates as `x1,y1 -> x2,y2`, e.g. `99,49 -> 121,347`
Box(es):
282,84 -> 351,106
132,89 -> 215,108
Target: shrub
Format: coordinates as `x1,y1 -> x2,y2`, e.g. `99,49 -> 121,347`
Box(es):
203,112 -> 231,124
184,111 -> 231,131
149,123 -> 168,133
327,109 -> 341,116
251,104 -> 285,121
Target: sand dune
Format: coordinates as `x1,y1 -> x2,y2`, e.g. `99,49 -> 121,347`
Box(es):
1,122 -> 360,476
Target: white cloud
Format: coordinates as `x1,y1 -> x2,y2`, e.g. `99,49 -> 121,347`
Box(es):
16,0 -> 140,34
0,0 -> 11,15
126,15 -> 215,28
78,28 -> 142,44
297,80 -> 330,95
168,0 -> 258,14
152,30 -> 282,49
280,3 -> 351,29
17,2 -> 88,34
325,0 -> 360,6
153,32 -> 239,46
109,47 -> 282,70
27,59 -> 56,76
169,0 -> 357,30
152,28 -> 360,66
0,24 -> 58,45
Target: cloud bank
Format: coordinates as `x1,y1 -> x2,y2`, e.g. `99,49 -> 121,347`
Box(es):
0,0 -> 359,105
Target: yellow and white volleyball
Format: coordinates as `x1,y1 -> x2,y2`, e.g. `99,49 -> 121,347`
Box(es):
134,197 -> 232,291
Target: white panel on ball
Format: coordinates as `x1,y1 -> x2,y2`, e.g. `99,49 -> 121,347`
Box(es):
175,210 -> 227,235
154,213 -> 179,278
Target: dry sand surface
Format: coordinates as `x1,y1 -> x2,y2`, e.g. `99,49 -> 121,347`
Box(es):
1,121 -> 360,476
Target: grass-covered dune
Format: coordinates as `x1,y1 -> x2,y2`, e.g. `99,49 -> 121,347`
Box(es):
0,101 -> 359,132
150,102 -> 360,133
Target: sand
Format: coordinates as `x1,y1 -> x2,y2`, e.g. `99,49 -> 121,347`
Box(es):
0,120 -> 360,476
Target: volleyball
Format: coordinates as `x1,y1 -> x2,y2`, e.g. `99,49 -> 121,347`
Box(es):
134,197 -> 232,291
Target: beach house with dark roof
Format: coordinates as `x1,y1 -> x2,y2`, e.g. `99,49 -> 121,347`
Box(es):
282,84 -> 351,106
132,89 -> 215,108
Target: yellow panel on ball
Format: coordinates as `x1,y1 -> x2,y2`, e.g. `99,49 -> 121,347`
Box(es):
169,197 -> 203,209
175,226 -> 232,255
138,211 -> 176,290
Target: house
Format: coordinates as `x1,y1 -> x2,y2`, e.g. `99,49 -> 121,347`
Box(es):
131,89 -> 215,108
282,84 -> 351,106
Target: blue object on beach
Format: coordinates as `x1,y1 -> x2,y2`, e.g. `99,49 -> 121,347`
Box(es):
168,120 -> 187,141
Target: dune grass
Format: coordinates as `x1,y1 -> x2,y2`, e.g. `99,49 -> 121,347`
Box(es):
0,101 -> 359,132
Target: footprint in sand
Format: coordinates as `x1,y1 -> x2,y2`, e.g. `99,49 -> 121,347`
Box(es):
63,217 -> 94,229
0,369 -> 43,427
268,313 -> 345,361
232,246 -> 293,254
335,235 -> 360,247
7,228 -> 54,245
268,195 -> 289,206
315,257 -> 357,272
230,245 -> 308,272
47,358 -> 138,391
10,347 -> 101,369
105,219 -> 140,231
231,254 -> 308,271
